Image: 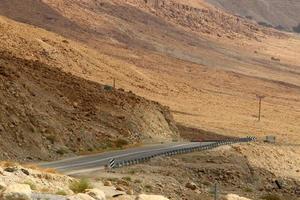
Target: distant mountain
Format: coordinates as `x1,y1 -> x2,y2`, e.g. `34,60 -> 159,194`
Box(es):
206,0 -> 300,32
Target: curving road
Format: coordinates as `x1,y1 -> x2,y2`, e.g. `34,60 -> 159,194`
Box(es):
40,142 -> 215,175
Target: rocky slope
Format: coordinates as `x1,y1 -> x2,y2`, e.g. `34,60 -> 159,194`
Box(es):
206,0 -> 300,32
0,162 -> 170,200
0,0 -> 299,157
0,49 -> 178,161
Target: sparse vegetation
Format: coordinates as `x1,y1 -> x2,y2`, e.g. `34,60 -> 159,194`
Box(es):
23,180 -> 37,190
261,194 -> 282,200
244,187 -> 253,193
56,190 -> 68,196
144,184 -> 153,192
134,179 -> 142,184
128,169 -> 136,175
115,138 -> 129,148
122,176 -> 132,182
0,161 -> 18,168
69,179 -> 92,193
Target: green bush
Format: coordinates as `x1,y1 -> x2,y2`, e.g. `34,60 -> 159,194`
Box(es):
23,180 -> 37,190
122,176 -> 132,182
261,194 -> 281,200
56,190 -> 68,196
144,184 -> 153,192
244,187 -> 253,193
69,179 -> 92,193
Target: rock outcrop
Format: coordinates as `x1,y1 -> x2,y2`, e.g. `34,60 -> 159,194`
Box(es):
1,184 -> 31,200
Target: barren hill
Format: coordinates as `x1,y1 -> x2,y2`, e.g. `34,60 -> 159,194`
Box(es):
206,0 -> 300,32
0,0 -> 299,153
0,17 -> 179,160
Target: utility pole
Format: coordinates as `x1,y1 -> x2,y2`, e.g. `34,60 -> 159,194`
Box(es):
113,78 -> 116,89
256,95 -> 265,122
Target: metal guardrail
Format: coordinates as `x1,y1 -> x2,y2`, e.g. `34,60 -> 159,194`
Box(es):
110,137 -> 256,169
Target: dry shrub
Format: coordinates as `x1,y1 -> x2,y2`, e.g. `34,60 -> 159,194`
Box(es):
69,179 -> 92,193
0,161 -> 18,168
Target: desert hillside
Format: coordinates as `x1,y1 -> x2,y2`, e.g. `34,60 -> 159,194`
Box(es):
206,0 -> 300,32
0,0 -> 299,144
0,1 -> 299,199
0,17 -> 179,160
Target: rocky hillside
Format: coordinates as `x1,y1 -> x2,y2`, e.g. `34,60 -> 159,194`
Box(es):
0,0 -> 299,156
206,0 -> 300,32
0,162 -> 170,199
0,50 -> 178,161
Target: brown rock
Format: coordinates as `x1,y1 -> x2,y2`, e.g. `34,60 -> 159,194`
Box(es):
103,181 -> 113,186
116,186 -> 126,191
126,189 -> 134,195
185,182 -> 197,190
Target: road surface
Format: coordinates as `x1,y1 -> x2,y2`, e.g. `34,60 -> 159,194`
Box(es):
40,142 -> 215,175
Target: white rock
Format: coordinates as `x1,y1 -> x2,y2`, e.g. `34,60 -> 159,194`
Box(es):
2,184 -> 32,200
226,194 -> 252,200
67,193 -> 96,200
137,194 -> 169,200
95,186 -> 125,198
85,189 -> 106,200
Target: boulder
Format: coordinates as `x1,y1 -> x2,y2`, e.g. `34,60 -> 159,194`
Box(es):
1,184 -> 32,200
103,181 -> 112,187
126,189 -> 134,195
185,182 -> 197,190
85,189 -> 106,200
137,194 -> 169,200
4,167 -> 17,173
96,186 -> 125,198
67,193 -> 96,200
226,194 -> 252,200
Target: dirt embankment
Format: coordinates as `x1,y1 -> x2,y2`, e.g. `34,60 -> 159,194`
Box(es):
0,51 -> 179,161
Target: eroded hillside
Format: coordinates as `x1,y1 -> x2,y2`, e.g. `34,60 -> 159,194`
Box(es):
0,50 -> 178,161
0,0 -> 299,146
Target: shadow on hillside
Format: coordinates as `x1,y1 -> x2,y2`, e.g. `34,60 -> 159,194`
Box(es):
0,0 -> 212,51
0,0 -> 83,38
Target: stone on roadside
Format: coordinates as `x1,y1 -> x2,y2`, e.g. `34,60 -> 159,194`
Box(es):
67,193 -> 96,200
103,181 -> 112,187
137,194 -> 169,200
126,189 -> 134,195
85,188 -> 106,200
1,184 -> 32,200
226,194 -> 252,200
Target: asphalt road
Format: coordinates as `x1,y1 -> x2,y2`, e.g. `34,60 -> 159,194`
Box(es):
40,142 -> 214,175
